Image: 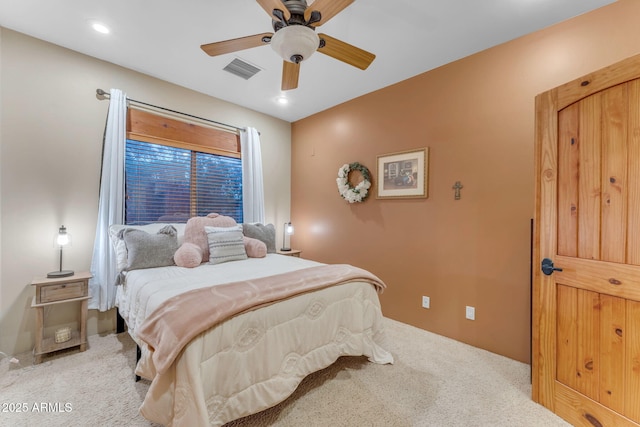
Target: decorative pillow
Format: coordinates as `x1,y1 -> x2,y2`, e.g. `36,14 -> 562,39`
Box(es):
119,225 -> 178,271
205,225 -> 247,265
174,242 -> 203,268
183,213 -> 238,263
242,223 -> 276,253
243,236 -> 267,258
109,223 -> 186,272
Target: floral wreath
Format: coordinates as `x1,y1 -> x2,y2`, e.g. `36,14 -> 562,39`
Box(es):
336,162 -> 372,203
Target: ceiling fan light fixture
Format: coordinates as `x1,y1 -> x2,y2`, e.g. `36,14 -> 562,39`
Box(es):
271,25 -> 319,63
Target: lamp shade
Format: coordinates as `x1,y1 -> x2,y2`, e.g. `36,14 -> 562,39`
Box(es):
271,25 -> 319,63
56,225 -> 70,246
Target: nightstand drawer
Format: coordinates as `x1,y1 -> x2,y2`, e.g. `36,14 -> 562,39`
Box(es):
40,281 -> 86,303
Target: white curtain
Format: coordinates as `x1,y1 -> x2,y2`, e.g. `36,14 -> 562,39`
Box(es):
89,89 -> 127,311
240,127 -> 265,223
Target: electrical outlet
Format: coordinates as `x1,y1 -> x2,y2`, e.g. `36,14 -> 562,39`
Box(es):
465,306 -> 475,320
422,296 -> 430,309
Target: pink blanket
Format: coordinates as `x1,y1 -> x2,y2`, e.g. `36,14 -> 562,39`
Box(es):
137,264 -> 386,375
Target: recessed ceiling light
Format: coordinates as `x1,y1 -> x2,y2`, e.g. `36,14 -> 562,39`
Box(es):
91,22 -> 110,34
276,96 -> 289,105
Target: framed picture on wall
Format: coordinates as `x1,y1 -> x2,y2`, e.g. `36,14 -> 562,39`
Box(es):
376,148 -> 429,199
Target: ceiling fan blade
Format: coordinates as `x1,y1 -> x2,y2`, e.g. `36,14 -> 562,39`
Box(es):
256,0 -> 291,21
201,33 -> 272,57
305,0 -> 354,26
317,33 -> 375,70
282,61 -> 300,91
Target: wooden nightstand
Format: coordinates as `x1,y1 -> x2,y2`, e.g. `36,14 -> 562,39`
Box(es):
30,271 -> 91,364
277,249 -> 302,257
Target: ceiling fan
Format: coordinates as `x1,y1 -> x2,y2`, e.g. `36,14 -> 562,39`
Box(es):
200,0 -> 375,91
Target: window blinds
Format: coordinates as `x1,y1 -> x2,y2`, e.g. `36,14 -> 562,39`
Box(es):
125,139 -> 243,224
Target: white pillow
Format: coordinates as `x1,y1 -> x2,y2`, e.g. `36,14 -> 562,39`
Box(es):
205,225 -> 247,265
109,223 -> 187,272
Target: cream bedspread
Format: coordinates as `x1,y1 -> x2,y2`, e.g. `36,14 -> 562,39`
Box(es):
116,255 -> 393,426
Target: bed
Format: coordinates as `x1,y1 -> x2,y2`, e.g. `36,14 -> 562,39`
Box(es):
112,219 -> 393,426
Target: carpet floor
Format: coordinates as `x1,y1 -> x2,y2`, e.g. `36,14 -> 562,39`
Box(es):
0,318 -> 570,426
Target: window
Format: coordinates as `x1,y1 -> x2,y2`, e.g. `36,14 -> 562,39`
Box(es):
124,108 -> 243,225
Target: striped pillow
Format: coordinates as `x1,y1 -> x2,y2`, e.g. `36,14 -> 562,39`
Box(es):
205,225 -> 247,265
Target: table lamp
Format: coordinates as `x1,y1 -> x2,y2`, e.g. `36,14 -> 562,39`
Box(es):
47,225 -> 74,278
281,222 -> 294,251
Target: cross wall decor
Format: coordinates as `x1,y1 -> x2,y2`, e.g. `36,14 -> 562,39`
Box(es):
452,181 -> 463,200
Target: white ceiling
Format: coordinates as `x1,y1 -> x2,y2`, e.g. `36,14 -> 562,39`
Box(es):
0,0 -> 615,122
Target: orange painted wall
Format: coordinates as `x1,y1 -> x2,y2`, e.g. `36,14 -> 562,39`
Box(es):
290,0 -> 640,363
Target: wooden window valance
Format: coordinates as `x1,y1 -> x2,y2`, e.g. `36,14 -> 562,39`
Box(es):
126,108 -> 241,158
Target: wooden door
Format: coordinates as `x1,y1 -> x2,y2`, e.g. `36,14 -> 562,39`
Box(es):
533,54 -> 640,427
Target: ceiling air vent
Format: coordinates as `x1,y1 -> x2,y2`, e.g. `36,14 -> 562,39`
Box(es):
223,58 -> 262,80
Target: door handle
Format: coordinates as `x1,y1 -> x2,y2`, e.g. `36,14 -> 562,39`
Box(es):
541,258 -> 563,276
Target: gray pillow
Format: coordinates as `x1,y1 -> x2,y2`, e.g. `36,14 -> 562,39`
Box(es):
242,223 -> 276,253
120,225 -> 178,270
205,225 -> 248,265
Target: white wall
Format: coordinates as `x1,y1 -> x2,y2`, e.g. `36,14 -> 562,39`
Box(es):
0,28 -> 292,356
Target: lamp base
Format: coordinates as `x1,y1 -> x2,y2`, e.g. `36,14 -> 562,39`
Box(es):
280,247 -> 291,252
47,270 -> 75,279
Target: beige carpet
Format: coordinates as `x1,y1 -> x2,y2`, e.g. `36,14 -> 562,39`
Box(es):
0,318 -> 570,427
